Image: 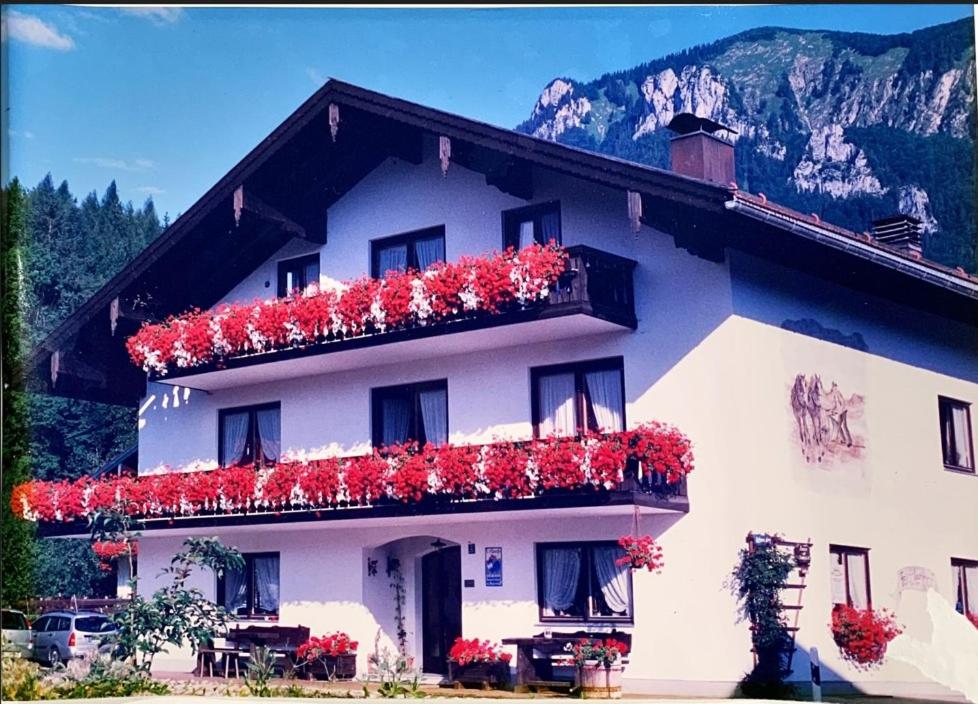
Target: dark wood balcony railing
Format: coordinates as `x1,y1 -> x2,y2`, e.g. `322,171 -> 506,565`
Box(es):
549,245 -> 637,329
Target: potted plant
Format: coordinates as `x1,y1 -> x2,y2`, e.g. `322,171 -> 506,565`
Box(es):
568,637 -> 629,699
616,535 -> 663,572
296,632 -> 358,681
446,637 -> 512,689
830,604 -> 902,670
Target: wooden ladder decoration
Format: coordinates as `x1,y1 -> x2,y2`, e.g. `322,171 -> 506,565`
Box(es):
746,533 -> 813,674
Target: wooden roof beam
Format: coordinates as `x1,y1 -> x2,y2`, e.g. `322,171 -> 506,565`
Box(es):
233,185 -> 326,244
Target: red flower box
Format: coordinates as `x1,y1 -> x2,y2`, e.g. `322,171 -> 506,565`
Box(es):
10,424 -> 693,525
126,244 -> 568,376
830,604 -> 902,670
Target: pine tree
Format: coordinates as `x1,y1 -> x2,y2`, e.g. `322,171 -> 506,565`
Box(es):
2,179 -> 37,606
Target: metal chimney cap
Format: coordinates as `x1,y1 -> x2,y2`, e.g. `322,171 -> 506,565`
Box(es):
666,113 -> 738,137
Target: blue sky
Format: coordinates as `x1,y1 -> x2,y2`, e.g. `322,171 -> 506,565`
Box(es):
2,4 -> 973,219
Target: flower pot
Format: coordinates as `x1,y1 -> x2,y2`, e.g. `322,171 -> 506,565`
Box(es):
302,653 -> 357,681
575,662 -> 623,699
447,660 -> 510,689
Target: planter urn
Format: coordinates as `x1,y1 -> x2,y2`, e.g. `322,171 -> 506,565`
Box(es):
576,661 -> 623,699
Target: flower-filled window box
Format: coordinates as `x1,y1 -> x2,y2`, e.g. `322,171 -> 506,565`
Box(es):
447,637 -> 512,689
830,604 -> 902,670
295,632 -> 358,681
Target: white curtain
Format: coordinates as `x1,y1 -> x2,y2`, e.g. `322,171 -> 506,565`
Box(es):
593,546 -> 629,615
223,566 -> 248,614
543,548 -> 581,614
419,388 -> 448,446
222,412 -> 250,466
830,552 -> 847,605
846,553 -> 869,609
414,236 -> 444,271
378,244 -> 408,275
518,220 -> 535,249
539,373 -> 576,437
254,556 -> 280,614
540,210 -> 560,244
585,369 -> 624,432
965,565 -> 978,614
256,408 -> 281,463
949,405 -> 973,468
382,396 -> 412,446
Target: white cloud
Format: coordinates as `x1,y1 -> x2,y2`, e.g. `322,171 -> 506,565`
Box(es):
2,10 -> 75,51
74,157 -> 156,172
118,7 -> 184,25
134,186 -> 165,196
306,66 -> 326,86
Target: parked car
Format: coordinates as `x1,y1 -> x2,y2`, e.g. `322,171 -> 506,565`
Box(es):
1,609 -> 32,658
30,611 -> 117,667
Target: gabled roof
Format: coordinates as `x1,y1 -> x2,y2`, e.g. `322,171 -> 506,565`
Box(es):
25,80 -> 978,406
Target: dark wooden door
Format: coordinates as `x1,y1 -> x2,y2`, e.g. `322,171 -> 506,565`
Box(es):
421,545 -> 461,674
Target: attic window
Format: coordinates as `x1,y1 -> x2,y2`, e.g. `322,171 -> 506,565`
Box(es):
371,226 -> 445,277
502,202 -> 561,250
278,254 -> 320,297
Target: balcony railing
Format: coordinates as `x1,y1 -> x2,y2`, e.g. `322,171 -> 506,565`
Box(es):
131,244 -> 637,385
550,245 -> 636,328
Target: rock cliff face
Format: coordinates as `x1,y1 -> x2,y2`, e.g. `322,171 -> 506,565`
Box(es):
517,19 -> 977,271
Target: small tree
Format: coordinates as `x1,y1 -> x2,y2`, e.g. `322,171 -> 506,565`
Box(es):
90,506 -> 243,672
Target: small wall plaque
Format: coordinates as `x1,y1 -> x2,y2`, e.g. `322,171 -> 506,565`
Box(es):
464,579 -> 475,588
485,547 -> 502,587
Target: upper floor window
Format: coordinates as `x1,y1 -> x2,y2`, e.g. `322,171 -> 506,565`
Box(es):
371,226 -> 445,277
536,541 -> 633,623
219,403 -> 281,467
372,380 -> 448,448
277,254 -> 320,297
830,545 -> 871,609
952,558 -> 978,617
502,202 -> 561,250
939,397 -> 974,472
532,357 -> 624,438
218,552 -> 280,618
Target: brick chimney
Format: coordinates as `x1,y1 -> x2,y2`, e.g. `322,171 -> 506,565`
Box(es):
666,113 -> 737,185
871,214 -> 922,255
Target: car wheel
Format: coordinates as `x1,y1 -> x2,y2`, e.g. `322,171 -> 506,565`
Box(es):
48,647 -> 63,668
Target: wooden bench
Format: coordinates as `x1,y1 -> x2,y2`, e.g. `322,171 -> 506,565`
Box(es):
198,624 -> 310,677
502,631 -> 632,693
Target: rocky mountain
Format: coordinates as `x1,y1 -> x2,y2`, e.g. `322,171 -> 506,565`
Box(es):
518,19 -> 977,272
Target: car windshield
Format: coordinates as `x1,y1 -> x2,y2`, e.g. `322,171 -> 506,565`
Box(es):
74,616 -> 114,633
2,611 -> 27,629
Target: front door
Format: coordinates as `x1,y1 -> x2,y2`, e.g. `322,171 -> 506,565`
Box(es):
421,545 -> 461,675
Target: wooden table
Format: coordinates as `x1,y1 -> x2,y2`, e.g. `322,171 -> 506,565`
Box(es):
501,635 -> 580,692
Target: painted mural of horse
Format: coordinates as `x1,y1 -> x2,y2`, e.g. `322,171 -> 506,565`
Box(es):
790,373 -> 857,463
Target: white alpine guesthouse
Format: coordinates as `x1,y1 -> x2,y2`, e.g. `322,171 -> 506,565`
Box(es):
16,81 -> 978,698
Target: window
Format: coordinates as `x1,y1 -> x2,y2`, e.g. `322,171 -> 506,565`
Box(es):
219,403 -> 281,467
502,202 -> 561,250
2,611 -> 27,630
217,552 -> 280,619
372,380 -> 448,448
371,226 -> 445,277
532,358 -> 624,438
830,545 -> 871,609
939,397 -> 974,471
277,254 -> 320,297
952,558 -> 978,617
536,542 -> 633,623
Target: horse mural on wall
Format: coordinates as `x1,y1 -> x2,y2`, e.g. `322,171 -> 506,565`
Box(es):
790,373 -> 864,465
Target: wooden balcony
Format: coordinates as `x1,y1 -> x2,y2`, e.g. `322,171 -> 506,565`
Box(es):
155,246 -> 637,392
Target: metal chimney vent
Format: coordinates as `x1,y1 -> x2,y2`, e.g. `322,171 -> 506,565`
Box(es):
871,215 -> 922,254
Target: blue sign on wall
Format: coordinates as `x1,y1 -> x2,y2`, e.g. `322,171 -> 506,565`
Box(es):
485,547 -> 502,587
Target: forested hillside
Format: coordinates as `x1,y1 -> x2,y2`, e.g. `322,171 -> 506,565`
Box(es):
519,18 -> 978,272
2,176 -> 164,603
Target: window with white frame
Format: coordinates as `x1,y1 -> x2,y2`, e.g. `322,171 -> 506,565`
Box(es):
939,397 -> 974,472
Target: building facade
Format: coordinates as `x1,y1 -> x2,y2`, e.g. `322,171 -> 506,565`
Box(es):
18,83 -> 978,698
